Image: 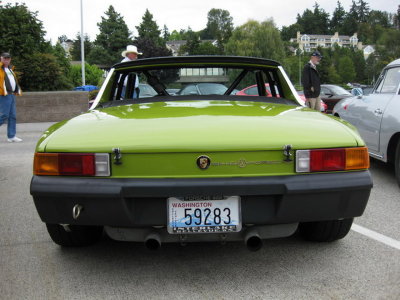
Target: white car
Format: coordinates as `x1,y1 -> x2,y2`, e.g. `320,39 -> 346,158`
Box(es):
333,58 -> 400,187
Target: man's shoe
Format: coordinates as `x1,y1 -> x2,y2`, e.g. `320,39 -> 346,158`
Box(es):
7,136 -> 23,143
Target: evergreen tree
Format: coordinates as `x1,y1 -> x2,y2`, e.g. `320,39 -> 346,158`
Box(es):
296,3 -> 330,34
162,25 -> 170,41
368,10 -> 392,28
337,56 -> 356,83
355,0 -> 370,23
330,1 -> 346,33
179,29 -> 200,55
134,37 -> 172,58
93,5 -> 131,65
280,23 -> 302,41
71,33 -> 93,61
86,45 -> 114,66
352,50 -> 366,82
136,9 -> 163,47
134,10 -> 171,58
342,1 -> 359,35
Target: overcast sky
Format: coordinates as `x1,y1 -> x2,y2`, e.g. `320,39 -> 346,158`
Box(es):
4,0 -> 399,43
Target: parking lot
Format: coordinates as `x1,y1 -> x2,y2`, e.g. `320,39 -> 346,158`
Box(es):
0,123 -> 399,299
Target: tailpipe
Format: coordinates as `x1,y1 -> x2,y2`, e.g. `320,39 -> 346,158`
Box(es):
144,233 -> 161,250
244,230 -> 263,251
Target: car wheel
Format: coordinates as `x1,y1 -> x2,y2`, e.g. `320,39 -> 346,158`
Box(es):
46,223 -> 103,247
395,140 -> 400,188
299,218 -> 353,242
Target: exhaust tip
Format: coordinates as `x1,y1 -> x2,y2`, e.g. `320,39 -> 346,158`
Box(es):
144,233 -> 161,250
246,236 -> 263,251
244,231 -> 263,251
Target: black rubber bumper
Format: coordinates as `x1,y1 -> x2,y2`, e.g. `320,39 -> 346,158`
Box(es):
30,171 -> 372,227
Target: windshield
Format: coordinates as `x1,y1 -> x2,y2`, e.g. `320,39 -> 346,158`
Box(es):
93,60 -> 300,108
329,85 -> 352,96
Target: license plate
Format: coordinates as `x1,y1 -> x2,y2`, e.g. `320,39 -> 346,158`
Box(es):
167,196 -> 241,234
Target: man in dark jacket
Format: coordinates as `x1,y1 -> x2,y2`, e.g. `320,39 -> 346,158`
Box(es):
302,51 -> 322,111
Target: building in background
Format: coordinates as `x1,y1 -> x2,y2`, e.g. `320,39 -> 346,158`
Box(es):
290,32 -> 363,53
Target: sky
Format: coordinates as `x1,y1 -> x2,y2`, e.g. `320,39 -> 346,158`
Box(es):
3,0 -> 399,43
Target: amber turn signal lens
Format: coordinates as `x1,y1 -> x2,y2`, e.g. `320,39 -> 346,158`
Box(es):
345,147 -> 370,170
34,153 -> 60,175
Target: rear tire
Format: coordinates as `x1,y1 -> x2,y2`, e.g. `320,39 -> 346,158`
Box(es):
46,223 -> 103,247
395,140 -> 400,188
299,218 -> 353,242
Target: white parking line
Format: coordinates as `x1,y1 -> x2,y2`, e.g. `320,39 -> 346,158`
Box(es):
352,224 -> 400,250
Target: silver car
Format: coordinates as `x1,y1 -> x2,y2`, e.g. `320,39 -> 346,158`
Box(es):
333,58 -> 400,187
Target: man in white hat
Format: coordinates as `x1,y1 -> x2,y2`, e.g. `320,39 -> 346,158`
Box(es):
121,45 -> 143,98
121,45 -> 142,63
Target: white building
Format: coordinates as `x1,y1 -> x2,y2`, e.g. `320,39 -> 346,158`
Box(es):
290,31 -> 363,53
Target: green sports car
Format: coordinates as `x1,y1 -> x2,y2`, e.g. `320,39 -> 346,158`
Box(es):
30,56 -> 372,251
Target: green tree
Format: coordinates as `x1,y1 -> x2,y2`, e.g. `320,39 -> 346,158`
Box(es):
52,42 -> 71,76
352,50 -> 366,82
162,25 -> 170,41
296,3 -> 330,34
71,33 -> 93,61
136,9 -> 163,47
367,10 -> 392,28
342,1 -> 359,36
18,53 -> 73,91
326,65 -> 342,84
196,42 -> 220,55
69,63 -> 103,87
134,37 -> 172,58
86,45 -> 115,66
280,23 -> 302,41
355,0 -> 370,23
225,20 -> 285,62
337,56 -> 356,83
375,29 -> 400,64
179,29 -> 200,55
204,8 -> 234,51
0,3 -> 46,58
330,1 -> 346,33
92,5 -> 131,65
0,3 -> 72,91
168,30 -> 183,40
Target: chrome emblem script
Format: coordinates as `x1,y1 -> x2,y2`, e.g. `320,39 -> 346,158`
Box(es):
197,155 -> 211,170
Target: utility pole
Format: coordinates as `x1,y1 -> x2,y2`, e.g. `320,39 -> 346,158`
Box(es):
80,0 -> 86,86
298,49 -> 302,86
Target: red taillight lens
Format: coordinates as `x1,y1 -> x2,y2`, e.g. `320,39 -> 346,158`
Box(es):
58,154 -> 95,175
310,149 -> 345,172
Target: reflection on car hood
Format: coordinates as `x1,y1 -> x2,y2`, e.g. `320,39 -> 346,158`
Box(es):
38,100 -> 362,152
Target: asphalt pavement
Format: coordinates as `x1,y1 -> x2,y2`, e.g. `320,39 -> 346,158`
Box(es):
0,122 -> 399,300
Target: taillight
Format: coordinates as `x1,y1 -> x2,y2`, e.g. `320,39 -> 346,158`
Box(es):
34,153 -> 110,176
296,147 -> 369,173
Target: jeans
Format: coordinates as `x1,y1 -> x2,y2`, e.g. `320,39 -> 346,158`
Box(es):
0,94 -> 17,138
